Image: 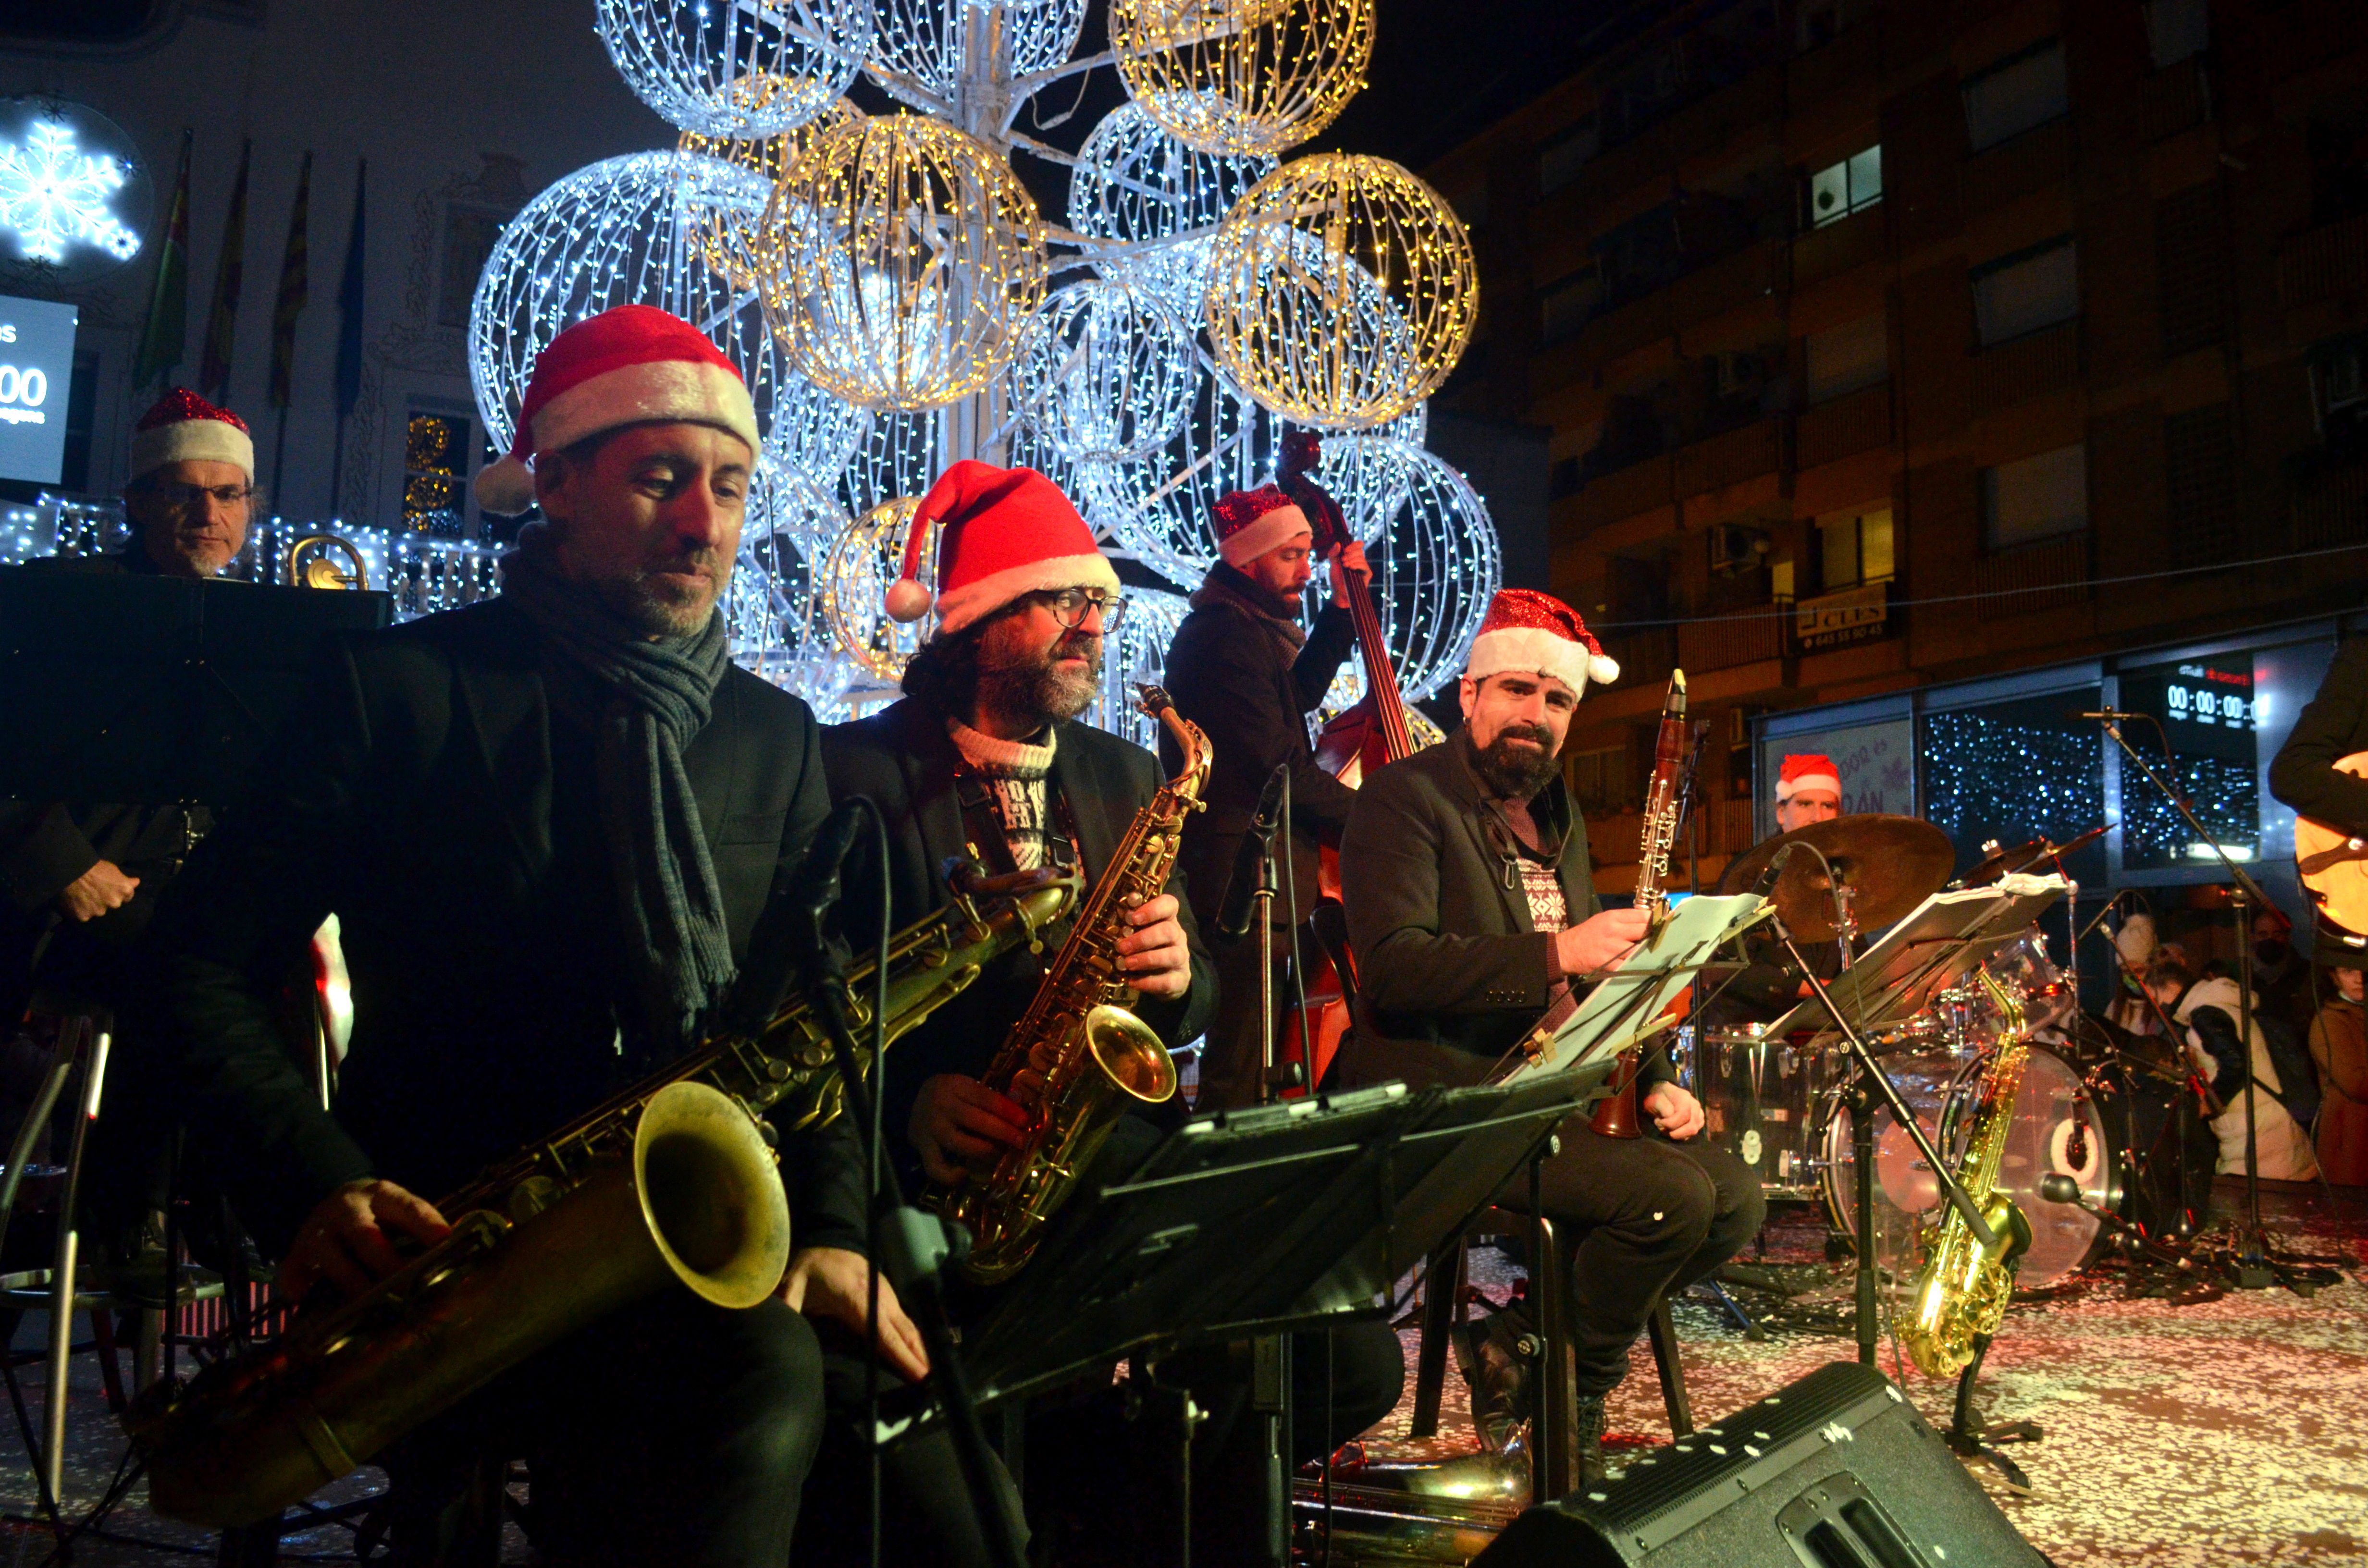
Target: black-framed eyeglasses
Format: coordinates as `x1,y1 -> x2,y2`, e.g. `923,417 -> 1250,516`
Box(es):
147,482 -> 255,511
1033,588 -> 1128,631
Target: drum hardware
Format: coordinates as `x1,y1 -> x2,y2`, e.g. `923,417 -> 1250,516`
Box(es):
1716,815 -> 1955,943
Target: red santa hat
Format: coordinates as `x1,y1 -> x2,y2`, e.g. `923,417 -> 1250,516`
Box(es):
885,460 -> 1121,637
472,304 -> 761,516
1775,753 -> 1842,803
131,389 -> 254,485
1464,588 -> 1620,699
1212,484 -> 1311,567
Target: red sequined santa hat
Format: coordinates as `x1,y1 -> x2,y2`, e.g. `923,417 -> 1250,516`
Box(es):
1211,484 -> 1311,567
1464,588 -> 1620,698
1775,753 -> 1841,803
131,388 -> 254,485
472,305 -> 760,516
884,460 -> 1121,637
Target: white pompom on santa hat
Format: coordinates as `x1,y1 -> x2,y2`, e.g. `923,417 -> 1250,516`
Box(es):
1774,753 -> 1842,803
131,388 -> 255,484
883,459 -> 1121,637
472,304 -> 761,517
1464,588 -> 1621,699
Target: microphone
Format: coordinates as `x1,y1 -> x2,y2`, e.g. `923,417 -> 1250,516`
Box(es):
2038,1173 -> 2082,1205
1217,763 -> 1291,941
1751,841 -> 1799,898
2071,709 -> 2145,721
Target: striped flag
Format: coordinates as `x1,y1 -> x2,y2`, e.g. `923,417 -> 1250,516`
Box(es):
197,138 -> 252,402
334,159 -> 367,422
130,130 -> 193,391
267,149 -> 312,410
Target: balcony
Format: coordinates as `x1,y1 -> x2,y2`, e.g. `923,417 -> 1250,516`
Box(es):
1602,625 -> 1677,686
1672,238 -> 1789,330
1573,289 -> 1676,365
1675,416 -> 1786,500
1795,381 -> 1893,470
2280,212 -> 2368,309
2293,461 -> 2368,550
1678,606 -> 1788,671
1969,321 -> 2080,416
1792,202 -> 1886,289
1973,532 -> 2090,620
1961,119 -> 2074,217
2138,59 -> 2209,145
1576,452 -> 1676,529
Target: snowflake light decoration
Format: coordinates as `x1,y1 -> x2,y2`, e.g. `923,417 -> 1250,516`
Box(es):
0,119 -> 139,266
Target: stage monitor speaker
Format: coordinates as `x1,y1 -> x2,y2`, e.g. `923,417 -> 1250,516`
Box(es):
1473,1360 -> 2049,1568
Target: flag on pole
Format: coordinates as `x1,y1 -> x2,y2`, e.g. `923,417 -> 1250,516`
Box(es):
131,130 -> 194,391
334,159 -> 368,422
268,149 -> 312,410
197,139 -> 252,402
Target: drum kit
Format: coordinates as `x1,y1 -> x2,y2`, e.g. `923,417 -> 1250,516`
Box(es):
1684,815 -> 2204,1292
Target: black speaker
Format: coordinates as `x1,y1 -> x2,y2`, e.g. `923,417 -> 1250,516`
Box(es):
1473,1361 -> 2050,1568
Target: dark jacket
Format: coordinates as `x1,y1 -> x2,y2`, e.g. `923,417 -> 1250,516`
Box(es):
820,696 -> 1216,1176
1159,564 -> 1358,930
143,595 -> 863,1258
2271,635 -> 2368,840
1333,733 -> 1666,1092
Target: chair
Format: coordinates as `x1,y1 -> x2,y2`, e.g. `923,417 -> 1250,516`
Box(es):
1311,905 -> 1695,1499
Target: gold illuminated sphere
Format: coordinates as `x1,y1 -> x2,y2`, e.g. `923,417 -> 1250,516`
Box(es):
821,496 -> 940,679
1204,152 -> 1477,429
678,94 -> 860,291
1109,0 -> 1374,158
761,114 -> 1049,411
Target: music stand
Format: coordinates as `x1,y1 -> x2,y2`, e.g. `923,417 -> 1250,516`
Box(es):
1500,892 -> 1770,1083
1762,874 -> 2070,1041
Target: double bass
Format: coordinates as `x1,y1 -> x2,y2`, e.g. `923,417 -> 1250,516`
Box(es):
1280,431 -> 1420,1091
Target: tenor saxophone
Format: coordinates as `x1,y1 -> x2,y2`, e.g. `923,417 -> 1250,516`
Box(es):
1898,968 -> 2036,1377
131,866 -> 1077,1529
927,685 -> 1211,1284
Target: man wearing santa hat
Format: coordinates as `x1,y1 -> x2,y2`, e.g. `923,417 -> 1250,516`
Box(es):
1702,752 -> 1852,1028
145,306 -> 877,1563
1773,752 -> 1843,833
1333,588 -> 1763,1484
818,460 -> 1403,1563
1160,478 -> 1371,1111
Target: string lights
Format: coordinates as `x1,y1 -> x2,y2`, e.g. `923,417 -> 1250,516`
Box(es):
1108,0 -> 1376,158
595,0 -> 870,139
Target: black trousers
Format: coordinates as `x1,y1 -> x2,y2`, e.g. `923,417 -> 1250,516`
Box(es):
1503,1118 -> 1764,1400
383,1286 -> 825,1568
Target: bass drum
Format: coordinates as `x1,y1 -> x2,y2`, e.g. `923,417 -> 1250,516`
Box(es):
1691,1026 -> 1832,1200
1938,1043 -> 2121,1286
1818,1051 -> 1962,1277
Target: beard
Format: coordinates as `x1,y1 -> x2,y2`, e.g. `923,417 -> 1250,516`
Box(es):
1469,722 -> 1563,801
977,627 -> 1104,728
599,549 -> 730,639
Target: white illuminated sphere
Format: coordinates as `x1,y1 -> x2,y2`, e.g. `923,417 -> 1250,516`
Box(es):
871,0 -> 1089,99
1311,441 -> 1500,705
1067,103 -> 1272,316
1011,279 -> 1197,463
1074,370 -> 1283,584
596,0 -> 870,137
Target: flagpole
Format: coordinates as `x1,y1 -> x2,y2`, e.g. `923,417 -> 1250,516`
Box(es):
272,406 -> 292,502
331,157 -> 367,522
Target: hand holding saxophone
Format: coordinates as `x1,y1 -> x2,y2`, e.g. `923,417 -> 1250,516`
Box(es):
1114,891 -> 1191,997
277,1177 -> 452,1300
912,1073 -> 1032,1184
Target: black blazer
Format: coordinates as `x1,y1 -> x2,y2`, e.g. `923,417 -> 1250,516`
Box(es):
1333,734 -> 1628,1091
144,596 -> 862,1257
2271,636 -> 2368,840
819,697 -> 1216,1170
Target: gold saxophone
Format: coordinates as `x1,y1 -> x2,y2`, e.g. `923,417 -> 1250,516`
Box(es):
131,866 -> 1078,1529
1899,968 -> 2036,1378
928,685 -> 1211,1284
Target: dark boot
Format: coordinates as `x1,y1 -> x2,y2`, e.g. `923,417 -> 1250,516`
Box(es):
1573,1394 -> 1609,1487
1453,1307 -> 1534,1458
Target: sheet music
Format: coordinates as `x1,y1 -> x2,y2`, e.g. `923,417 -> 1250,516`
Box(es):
1501,893 -> 1769,1083
1763,871 -> 2070,1039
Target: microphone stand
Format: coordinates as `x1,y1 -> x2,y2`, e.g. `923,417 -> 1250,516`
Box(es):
2093,715 -> 2283,1289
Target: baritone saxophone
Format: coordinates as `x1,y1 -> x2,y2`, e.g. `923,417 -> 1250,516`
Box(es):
131,863 -> 1078,1529
928,685 -> 1211,1284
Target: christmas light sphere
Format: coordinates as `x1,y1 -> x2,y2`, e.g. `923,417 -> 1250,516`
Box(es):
762,114 -> 1049,410
1067,103 -> 1272,313
822,496 -> 940,679
1109,0 -> 1375,158
840,406 -> 940,521
678,96 -> 861,290
596,0 -> 870,138
1011,279 -> 1197,463
734,471 -> 860,715
1206,153 -> 1477,429
469,152 -> 795,463
747,460 -> 851,559
871,0 -> 1089,100
1094,587 -> 1191,750
1310,441 -> 1498,704
1075,370 -> 1283,584
1306,405 -> 1425,544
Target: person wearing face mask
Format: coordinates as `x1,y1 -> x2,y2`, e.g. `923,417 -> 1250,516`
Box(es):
1332,589 -> 1763,1484
2245,904 -> 2319,1048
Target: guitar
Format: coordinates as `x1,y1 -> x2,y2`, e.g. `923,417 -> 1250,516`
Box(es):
2294,749 -> 2368,942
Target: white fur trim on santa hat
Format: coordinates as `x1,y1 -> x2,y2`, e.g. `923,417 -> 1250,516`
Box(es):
131,418 -> 255,485
1216,502 -> 1311,567
932,551 -> 1122,637
1465,626 -> 1619,699
1773,769 -> 1842,803
473,358 -> 761,515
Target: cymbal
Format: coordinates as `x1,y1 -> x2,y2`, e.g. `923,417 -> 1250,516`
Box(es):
1961,822 -> 2109,886
1717,814 -> 1955,942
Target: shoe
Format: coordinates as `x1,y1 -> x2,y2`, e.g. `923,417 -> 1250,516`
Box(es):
1573,1395 -> 1609,1487
1455,1311 -> 1535,1459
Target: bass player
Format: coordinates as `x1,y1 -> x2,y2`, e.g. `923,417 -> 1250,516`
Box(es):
1332,589 -> 1763,1483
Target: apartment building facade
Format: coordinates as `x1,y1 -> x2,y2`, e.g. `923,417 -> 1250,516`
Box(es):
1420,0 -> 2368,890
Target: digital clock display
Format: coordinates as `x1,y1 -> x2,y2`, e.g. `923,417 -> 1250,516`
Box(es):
2160,662 -> 2257,730
2116,653 -> 2258,871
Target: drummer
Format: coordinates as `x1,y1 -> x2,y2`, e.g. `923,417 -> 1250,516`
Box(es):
1704,755 -> 1850,1026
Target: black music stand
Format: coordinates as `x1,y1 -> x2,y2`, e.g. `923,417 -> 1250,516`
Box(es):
0,567 -> 392,804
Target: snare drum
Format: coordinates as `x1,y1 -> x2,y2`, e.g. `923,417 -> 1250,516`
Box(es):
1690,1025 -> 1832,1200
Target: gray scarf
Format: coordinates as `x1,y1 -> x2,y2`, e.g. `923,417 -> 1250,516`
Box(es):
501,540 -> 736,1052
